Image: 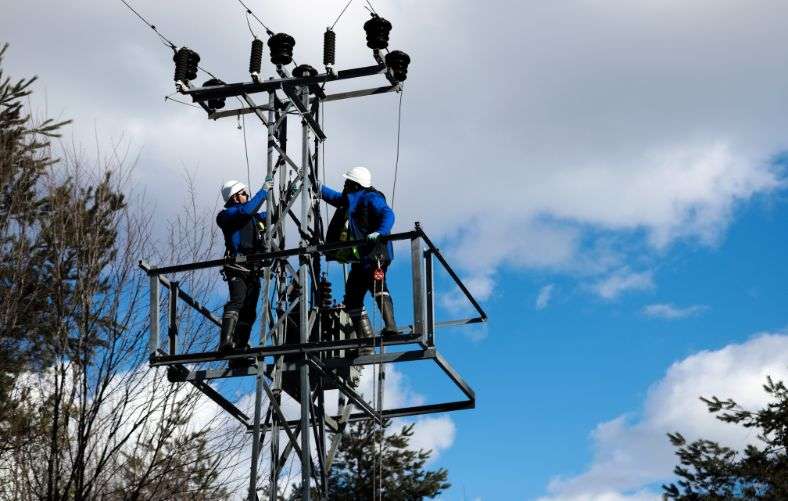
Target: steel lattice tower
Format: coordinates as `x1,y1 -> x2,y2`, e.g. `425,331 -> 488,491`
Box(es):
139,21 -> 484,501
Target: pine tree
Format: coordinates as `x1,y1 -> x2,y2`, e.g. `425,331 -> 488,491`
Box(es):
663,376 -> 788,499
0,41 -> 70,437
291,419 -> 450,500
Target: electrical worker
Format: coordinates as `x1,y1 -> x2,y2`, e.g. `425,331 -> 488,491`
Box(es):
216,177 -> 273,366
321,166 -> 397,342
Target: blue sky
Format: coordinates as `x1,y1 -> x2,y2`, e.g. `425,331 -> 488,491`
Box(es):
3,0 -> 788,499
428,191 -> 788,499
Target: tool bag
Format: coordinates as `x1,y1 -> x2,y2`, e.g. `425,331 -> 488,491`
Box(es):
325,207 -> 360,263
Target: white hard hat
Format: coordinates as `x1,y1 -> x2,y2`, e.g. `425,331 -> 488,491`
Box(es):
343,166 -> 371,188
221,180 -> 248,202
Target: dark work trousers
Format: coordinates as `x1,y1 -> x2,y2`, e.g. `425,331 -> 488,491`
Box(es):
344,262 -> 389,317
223,270 -> 260,348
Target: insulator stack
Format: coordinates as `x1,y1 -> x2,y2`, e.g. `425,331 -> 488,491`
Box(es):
202,78 -> 226,110
173,47 -> 200,83
267,33 -> 295,66
293,64 -> 317,79
249,38 -> 263,76
319,277 -> 333,308
363,14 -> 392,50
385,50 -> 411,82
323,29 -> 336,67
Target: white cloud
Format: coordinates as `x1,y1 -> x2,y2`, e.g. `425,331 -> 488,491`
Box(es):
592,269 -> 654,300
536,284 -> 556,309
540,332 -> 788,500
642,303 -> 708,319
2,0 -> 784,304
537,490 -> 661,501
403,416 -> 456,463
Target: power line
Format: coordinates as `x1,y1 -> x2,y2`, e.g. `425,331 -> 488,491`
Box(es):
118,0 -> 177,50
365,0 -> 378,15
118,0 -> 220,80
390,90 -> 403,210
330,0 -> 354,31
235,0 -> 274,36
241,113 -> 252,188
244,11 -> 259,39
164,93 -> 202,109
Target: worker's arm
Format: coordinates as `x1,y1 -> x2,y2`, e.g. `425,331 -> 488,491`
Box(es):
218,187 -> 268,223
320,185 -> 343,208
369,193 -> 395,235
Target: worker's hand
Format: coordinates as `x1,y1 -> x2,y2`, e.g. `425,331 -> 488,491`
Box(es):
263,175 -> 274,191
367,231 -> 380,241
288,180 -> 302,198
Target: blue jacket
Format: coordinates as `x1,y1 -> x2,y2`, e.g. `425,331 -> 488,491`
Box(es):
216,187 -> 268,256
321,185 -> 395,264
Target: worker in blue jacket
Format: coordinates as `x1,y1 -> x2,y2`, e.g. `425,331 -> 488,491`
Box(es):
216,177 -> 272,365
321,166 -> 397,341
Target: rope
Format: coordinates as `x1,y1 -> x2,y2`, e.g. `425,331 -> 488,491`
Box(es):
330,0 -> 355,31
370,265 -> 386,500
390,90 -> 404,210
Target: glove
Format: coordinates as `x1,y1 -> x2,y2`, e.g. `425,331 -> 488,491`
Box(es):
288,179 -> 302,198
367,232 -> 380,241
263,176 -> 274,191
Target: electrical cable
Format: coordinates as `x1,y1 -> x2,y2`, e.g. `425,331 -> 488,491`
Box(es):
118,0 -> 221,82
118,0 -> 177,50
390,90 -> 403,210
330,0 -> 354,31
365,0 -> 378,15
244,10 -> 259,39
241,113 -> 251,188
235,0 -> 275,36
164,93 -> 202,109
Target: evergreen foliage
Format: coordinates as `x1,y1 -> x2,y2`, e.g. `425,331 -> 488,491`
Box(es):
0,42 -> 71,430
291,419 -> 450,500
663,376 -> 788,500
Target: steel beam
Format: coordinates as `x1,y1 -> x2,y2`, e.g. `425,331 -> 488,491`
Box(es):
297,85 -> 313,500
139,260 -> 220,326
145,231 -> 419,276
149,334 -> 422,366
411,236 -> 426,337
182,64 -> 385,101
148,274 -> 159,354
168,281 -> 178,355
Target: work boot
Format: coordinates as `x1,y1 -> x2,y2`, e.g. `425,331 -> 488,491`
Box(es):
229,321 -> 254,368
377,293 -> 398,337
228,357 -> 255,370
234,321 -> 253,351
218,311 -> 238,353
350,311 -> 374,356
